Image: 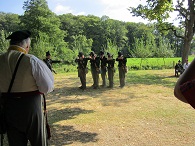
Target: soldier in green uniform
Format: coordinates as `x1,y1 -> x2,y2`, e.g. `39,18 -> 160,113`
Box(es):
100,51 -> 107,87
116,51 -> 127,88
43,51 -> 60,74
106,52 -> 115,88
89,51 -> 100,89
75,52 -> 88,90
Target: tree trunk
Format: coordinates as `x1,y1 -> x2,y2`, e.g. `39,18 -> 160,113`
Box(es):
182,39 -> 191,65
181,0 -> 195,64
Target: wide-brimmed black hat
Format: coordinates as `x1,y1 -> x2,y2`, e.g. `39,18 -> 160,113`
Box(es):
118,51 -> 122,56
78,52 -> 83,57
89,51 -> 95,56
100,50 -> 104,55
46,51 -> 51,56
6,30 -> 31,42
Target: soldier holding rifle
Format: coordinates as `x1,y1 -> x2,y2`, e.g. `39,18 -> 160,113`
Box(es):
106,52 -> 115,88
75,52 -> 89,90
89,51 -> 100,89
100,51 -> 107,87
116,51 -> 127,88
43,51 -> 60,74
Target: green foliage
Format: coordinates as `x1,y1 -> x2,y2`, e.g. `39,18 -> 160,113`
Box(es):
0,12 -> 20,32
129,0 -> 173,22
21,0 -> 67,50
0,30 -> 9,54
0,1 -> 190,62
20,0 -> 70,61
69,35 -> 93,57
30,33 -> 51,58
57,47 -> 75,63
130,36 -> 153,58
128,0 -> 195,64
154,36 -> 174,58
103,39 -> 119,58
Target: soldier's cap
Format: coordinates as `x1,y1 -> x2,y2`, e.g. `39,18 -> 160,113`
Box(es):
46,51 -> 51,56
6,30 -> 31,42
89,51 -> 95,56
78,52 -> 83,57
118,51 -> 122,56
100,50 -> 104,55
107,52 -> 111,56
178,60 -> 181,62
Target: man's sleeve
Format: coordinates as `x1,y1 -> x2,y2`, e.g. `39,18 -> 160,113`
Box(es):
30,55 -> 54,93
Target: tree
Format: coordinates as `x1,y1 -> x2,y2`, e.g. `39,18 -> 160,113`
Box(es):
20,0 -> 68,59
104,39 -> 119,59
129,0 -> 195,64
0,30 -> 9,54
130,37 -> 153,67
70,34 -> 93,56
0,12 -> 20,32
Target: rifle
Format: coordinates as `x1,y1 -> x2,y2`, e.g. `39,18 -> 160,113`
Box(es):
43,59 -> 61,74
51,69 -> 57,74
43,94 -> 51,140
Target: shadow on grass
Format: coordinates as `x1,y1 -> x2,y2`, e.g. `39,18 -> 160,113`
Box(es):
47,107 -> 98,145
126,73 -> 176,88
48,107 -> 94,124
49,125 -> 98,145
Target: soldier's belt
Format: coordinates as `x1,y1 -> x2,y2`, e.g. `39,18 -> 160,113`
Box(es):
1,90 -> 41,98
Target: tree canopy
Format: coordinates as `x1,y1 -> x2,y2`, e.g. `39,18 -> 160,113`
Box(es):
129,0 -> 195,63
0,0 -> 194,63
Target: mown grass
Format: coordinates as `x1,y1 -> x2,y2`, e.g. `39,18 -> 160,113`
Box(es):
45,69 -> 195,146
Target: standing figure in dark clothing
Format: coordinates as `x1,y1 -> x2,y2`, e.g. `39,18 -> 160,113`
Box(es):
75,52 -> 88,90
116,51 -> 127,88
100,51 -> 107,87
43,51 -> 60,74
106,52 -> 115,88
175,60 -> 184,77
89,51 -> 100,89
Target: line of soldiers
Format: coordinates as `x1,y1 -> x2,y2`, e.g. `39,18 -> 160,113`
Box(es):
75,51 -> 127,90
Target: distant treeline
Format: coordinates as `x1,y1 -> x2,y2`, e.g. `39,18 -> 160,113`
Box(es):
0,0 -> 194,64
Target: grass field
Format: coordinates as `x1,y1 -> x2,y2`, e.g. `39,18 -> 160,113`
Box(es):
126,57 -> 194,70
44,69 -> 195,146
54,56 -> 195,73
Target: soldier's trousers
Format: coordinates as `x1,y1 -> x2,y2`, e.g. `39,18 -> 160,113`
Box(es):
78,69 -> 86,89
118,67 -> 126,87
101,68 -> 107,87
5,94 -> 47,146
91,68 -> 99,88
108,68 -> 114,87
